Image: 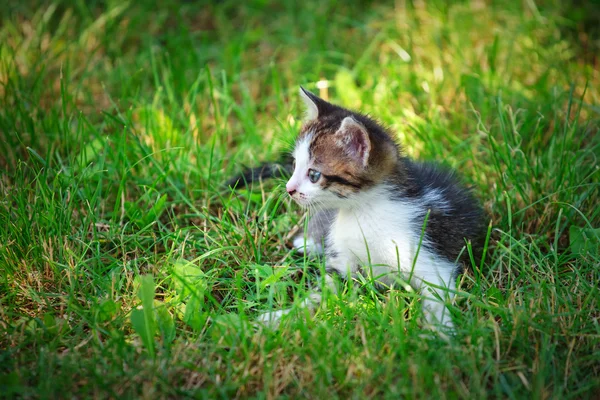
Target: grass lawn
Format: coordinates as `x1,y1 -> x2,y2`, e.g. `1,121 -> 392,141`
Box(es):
1,1 -> 599,398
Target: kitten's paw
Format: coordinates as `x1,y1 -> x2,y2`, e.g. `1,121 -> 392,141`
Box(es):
292,236 -> 323,256
255,308 -> 290,329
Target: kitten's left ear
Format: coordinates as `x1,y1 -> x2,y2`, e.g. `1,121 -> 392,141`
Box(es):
334,116 -> 371,167
299,86 -> 334,120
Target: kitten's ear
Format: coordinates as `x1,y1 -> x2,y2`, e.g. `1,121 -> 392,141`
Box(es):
299,86 -> 333,120
334,116 -> 371,167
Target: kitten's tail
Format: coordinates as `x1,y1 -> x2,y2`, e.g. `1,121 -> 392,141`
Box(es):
225,154 -> 293,189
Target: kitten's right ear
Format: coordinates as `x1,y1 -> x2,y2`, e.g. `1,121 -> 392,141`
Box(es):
334,116 -> 371,167
299,86 -> 333,121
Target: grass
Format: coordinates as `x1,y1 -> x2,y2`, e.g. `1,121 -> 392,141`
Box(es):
1,0 -> 599,398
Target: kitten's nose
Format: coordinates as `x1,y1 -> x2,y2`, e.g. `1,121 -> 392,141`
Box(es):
286,182 -> 297,196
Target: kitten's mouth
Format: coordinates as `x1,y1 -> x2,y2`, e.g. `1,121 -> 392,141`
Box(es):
291,193 -> 310,208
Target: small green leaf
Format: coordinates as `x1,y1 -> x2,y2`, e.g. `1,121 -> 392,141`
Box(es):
96,299 -> 120,323
249,264 -> 292,289
138,275 -> 156,315
131,309 -> 154,357
171,260 -> 206,300
250,263 -> 275,280
260,266 -> 290,289
170,260 -> 209,331
155,303 -> 176,344
182,296 -> 209,331
130,275 -> 157,357
569,226 -> 600,256
248,264 -> 294,302
42,313 -> 60,335
142,193 -> 168,226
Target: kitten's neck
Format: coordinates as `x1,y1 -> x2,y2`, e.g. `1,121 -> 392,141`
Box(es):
338,159 -> 411,213
337,183 -> 394,213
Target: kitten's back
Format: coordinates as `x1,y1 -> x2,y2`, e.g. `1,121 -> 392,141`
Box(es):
397,160 -> 486,266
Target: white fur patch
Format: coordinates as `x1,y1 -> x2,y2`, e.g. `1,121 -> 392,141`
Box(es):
327,185 -> 456,327
286,136 -> 312,206
293,136 -> 311,173
255,308 -> 290,328
293,236 -> 323,255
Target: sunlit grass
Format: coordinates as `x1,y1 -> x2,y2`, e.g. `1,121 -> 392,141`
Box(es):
1,1 -> 599,398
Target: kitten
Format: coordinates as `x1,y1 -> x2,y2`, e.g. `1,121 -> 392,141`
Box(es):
248,87 -> 486,330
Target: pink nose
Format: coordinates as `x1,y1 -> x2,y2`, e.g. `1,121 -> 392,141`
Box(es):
286,183 -> 297,196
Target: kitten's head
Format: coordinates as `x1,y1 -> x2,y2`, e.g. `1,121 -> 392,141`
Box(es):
286,87 -> 399,208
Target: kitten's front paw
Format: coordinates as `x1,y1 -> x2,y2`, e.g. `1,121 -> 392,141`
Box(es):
292,236 -> 323,256
255,308 -> 290,329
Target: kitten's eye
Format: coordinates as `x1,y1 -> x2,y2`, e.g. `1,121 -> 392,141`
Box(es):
308,168 -> 321,183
